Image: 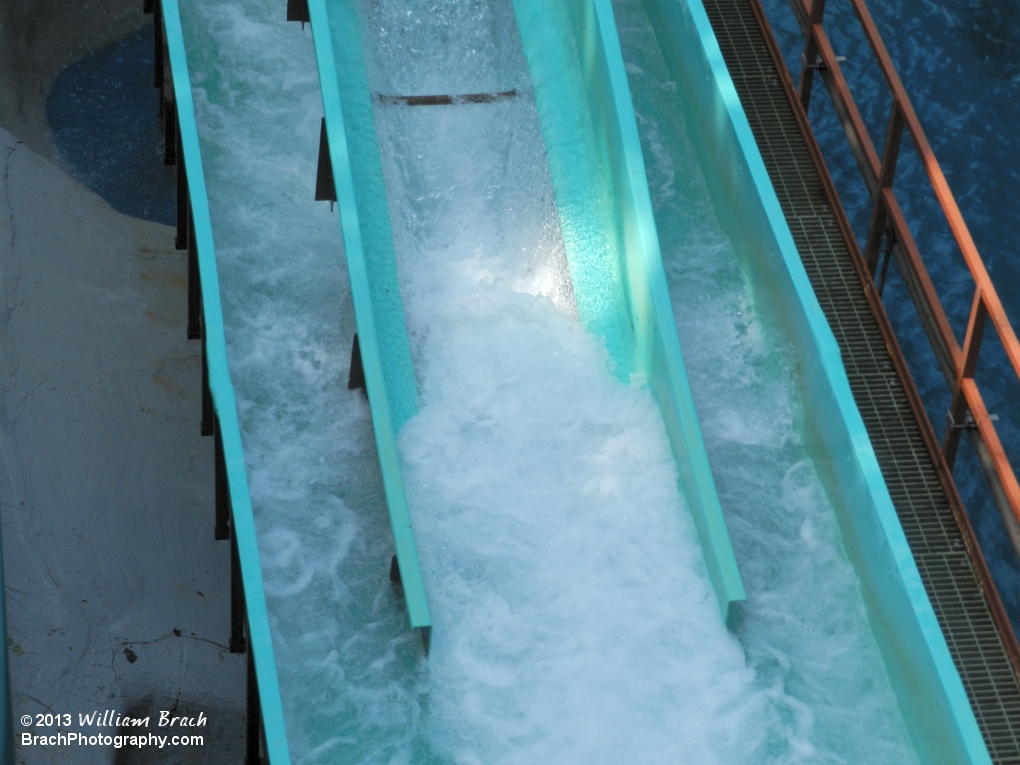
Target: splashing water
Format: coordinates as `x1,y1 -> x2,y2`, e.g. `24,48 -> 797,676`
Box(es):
179,0 -> 920,760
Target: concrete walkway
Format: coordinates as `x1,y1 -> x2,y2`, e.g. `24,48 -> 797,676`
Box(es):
0,4 -> 246,761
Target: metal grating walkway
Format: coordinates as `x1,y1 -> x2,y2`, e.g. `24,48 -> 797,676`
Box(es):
700,0 -> 1020,761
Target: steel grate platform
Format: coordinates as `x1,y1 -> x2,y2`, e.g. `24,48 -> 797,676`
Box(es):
700,0 -> 1020,760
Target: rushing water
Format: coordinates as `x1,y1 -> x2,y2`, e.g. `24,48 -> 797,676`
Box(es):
613,0 -> 918,761
48,0 -> 945,760
759,0 -> 1020,636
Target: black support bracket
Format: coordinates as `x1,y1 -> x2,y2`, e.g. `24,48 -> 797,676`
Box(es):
214,413 -> 231,541
389,554 -> 402,593
176,130 -> 189,250
153,0 -> 164,90
229,530 -> 246,653
201,315 -> 213,436
315,118 -> 336,206
348,333 -> 366,392
286,0 -> 310,24
245,644 -> 266,764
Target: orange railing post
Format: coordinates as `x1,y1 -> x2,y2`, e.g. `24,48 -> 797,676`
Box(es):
944,289 -> 988,468
797,0 -> 827,109
780,0 -> 1020,549
863,102 -> 904,276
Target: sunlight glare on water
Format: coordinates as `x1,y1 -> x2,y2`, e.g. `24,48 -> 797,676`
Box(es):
180,0 -> 921,760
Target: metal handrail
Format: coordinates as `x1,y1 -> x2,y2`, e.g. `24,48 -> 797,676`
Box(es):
789,0 -> 1020,553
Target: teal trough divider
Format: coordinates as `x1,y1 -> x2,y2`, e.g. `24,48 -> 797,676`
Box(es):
511,0 -> 746,622
163,2 -> 292,761
639,0 -> 992,761
307,0 -> 433,650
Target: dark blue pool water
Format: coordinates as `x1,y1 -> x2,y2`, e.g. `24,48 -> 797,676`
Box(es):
47,25 -> 175,226
760,0 -> 1020,635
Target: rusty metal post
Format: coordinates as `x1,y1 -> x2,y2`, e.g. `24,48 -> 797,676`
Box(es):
797,0 -> 826,110
943,289 -> 988,468
864,102 -> 904,275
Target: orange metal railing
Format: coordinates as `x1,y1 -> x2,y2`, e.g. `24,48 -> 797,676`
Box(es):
788,0 -> 1020,542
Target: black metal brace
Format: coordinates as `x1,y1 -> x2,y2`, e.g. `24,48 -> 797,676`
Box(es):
201,312 -> 213,436
229,529 -> 246,653
162,77 -> 176,165
348,333 -> 366,392
389,554 -> 403,592
245,643 -> 266,764
153,0 -> 164,90
188,221 -> 202,344
315,118 -> 337,207
800,52 -> 846,71
215,413 -> 231,541
876,226 -> 896,297
946,409 -> 999,432
176,128 -> 189,250
286,0 -> 310,24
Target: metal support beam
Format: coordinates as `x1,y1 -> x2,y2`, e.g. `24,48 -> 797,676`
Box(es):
348,333 -> 366,392
875,229 -> 895,296
796,0 -> 826,110
944,289 -> 988,467
374,90 -> 518,106
215,413 -> 231,541
229,528 -> 246,653
286,0 -> 310,24
187,211 -> 201,339
201,312 -> 213,437
245,642 -> 263,764
162,81 -> 176,166
970,428 -> 1020,564
153,0 -> 164,90
176,127 -> 188,250
864,103 -> 904,275
314,117 -> 336,204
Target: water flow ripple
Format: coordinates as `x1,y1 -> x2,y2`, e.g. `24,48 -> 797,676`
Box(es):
614,0 -> 919,762
182,0 -> 918,760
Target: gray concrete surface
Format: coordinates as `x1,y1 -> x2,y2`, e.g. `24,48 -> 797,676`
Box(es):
0,3 -> 246,762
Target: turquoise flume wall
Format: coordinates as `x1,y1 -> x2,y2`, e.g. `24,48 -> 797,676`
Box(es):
307,0 -> 432,646
638,0 -> 991,761
512,0 -> 747,622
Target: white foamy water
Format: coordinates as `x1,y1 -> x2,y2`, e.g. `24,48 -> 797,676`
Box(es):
179,0 -> 921,761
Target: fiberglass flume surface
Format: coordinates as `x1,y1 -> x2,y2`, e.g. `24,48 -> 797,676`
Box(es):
309,0 -> 745,629
177,0 -> 985,760
616,0 -> 991,762
303,0 -> 760,759
162,1 -> 292,761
